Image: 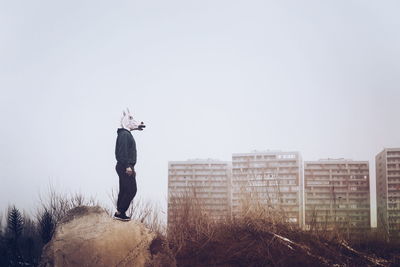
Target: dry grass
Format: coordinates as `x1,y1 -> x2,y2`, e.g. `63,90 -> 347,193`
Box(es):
3,185 -> 398,267
166,194 -> 394,267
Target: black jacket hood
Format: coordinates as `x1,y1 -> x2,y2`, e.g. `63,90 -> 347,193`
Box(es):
117,128 -> 131,134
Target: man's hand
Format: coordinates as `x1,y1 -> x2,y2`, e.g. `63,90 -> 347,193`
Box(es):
125,167 -> 134,176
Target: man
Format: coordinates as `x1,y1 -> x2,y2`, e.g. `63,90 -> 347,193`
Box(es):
114,109 -> 145,221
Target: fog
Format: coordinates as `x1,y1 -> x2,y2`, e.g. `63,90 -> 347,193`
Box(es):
1,0 -> 399,227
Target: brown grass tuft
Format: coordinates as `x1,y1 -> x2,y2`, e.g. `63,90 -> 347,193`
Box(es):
167,194 -> 393,267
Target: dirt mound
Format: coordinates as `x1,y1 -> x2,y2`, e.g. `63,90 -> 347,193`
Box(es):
170,218 -> 390,267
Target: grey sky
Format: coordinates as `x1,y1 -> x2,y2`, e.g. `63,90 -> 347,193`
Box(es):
1,1 -> 399,226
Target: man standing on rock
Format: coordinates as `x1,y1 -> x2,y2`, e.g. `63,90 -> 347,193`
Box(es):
114,109 -> 145,221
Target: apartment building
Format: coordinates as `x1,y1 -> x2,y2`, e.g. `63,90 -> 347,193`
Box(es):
168,159 -> 232,227
231,151 -> 304,227
376,148 -> 400,239
304,159 -> 370,234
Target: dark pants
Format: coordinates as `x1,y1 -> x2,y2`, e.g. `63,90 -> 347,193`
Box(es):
116,163 -> 137,214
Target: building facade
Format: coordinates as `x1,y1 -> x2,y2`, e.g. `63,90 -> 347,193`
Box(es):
376,148 -> 400,239
231,151 -> 304,227
167,160 -> 232,227
304,159 -> 370,234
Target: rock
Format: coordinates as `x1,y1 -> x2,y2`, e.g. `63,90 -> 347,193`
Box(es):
39,206 -> 174,267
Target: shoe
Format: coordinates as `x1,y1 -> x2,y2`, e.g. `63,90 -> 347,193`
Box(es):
114,212 -> 131,221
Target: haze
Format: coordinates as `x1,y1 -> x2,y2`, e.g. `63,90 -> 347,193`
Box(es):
1,1 -> 399,227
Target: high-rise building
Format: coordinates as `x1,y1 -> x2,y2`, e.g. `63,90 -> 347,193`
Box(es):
376,148 -> 400,239
168,160 -> 232,227
231,151 -> 304,227
304,159 -> 370,234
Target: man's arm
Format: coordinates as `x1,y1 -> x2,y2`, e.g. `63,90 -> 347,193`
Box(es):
116,133 -> 130,169
126,139 -> 136,176
116,132 -> 136,176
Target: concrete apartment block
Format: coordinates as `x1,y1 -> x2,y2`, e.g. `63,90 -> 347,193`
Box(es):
304,159 -> 370,234
376,148 -> 400,239
167,159 -> 232,227
231,151 -> 304,227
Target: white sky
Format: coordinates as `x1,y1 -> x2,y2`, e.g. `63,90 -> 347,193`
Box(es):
0,0 -> 399,227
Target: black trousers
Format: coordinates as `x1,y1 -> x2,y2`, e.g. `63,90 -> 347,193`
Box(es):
116,163 -> 137,214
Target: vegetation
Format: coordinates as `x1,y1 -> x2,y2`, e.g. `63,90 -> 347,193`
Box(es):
0,188 -> 98,266
167,195 -> 400,267
1,190 -> 399,266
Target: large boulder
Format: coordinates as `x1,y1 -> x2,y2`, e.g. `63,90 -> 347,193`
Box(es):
40,206 -> 173,267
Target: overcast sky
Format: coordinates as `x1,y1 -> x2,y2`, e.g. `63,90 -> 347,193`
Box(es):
1,0 -> 399,226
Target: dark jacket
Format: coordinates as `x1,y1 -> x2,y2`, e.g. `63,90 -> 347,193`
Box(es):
115,128 -> 137,169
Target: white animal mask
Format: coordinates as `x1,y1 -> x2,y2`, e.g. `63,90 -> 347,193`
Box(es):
120,108 -> 141,131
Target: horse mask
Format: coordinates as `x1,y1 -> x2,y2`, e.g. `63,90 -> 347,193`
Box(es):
120,108 -> 145,131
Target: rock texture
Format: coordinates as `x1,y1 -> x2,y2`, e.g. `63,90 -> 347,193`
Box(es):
40,206 -> 170,267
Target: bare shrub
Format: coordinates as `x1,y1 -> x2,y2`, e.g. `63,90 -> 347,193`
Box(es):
38,185 -> 97,222
129,199 -> 164,234
36,184 -> 98,244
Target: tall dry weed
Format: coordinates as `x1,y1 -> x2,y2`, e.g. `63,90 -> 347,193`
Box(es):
36,185 -> 98,244
166,192 -> 390,266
